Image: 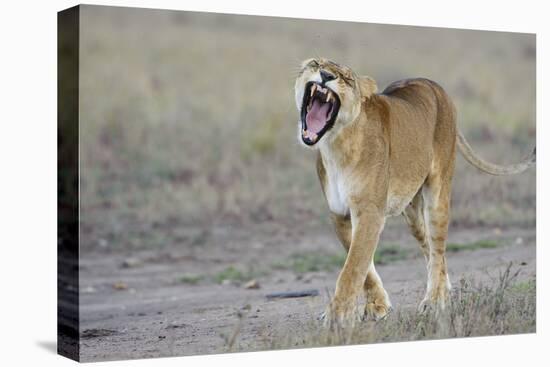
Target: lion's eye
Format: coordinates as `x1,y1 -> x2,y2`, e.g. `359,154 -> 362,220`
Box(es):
308,60 -> 320,68
341,74 -> 354,86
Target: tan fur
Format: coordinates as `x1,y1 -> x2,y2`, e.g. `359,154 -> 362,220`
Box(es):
295,58 -> 536,327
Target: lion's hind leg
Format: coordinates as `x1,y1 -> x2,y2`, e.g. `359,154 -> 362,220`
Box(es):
403,192 -> 430,262
418,168 -> 453,312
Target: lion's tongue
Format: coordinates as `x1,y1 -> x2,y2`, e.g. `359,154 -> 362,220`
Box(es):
306,99 -> 330,133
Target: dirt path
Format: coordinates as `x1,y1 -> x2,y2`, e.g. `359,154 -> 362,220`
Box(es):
78,226 -> 535,361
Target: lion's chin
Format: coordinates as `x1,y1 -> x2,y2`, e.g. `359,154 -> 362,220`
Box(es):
299,133 -> 323,148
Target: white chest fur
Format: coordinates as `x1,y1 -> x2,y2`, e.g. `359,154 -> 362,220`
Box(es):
321,152 -> 350,216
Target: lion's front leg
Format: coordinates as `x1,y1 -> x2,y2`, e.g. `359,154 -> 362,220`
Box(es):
324,205 -> 385,328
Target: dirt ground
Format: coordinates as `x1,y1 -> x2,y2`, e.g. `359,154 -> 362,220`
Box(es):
79,223 -> 535,362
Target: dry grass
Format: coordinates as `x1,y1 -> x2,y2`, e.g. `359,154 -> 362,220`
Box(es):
77,6 -> 535,253
230,264 -> 535,351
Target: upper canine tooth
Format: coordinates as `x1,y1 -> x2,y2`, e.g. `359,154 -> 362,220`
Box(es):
326,91 -> 331,103
310,84 -> 316,96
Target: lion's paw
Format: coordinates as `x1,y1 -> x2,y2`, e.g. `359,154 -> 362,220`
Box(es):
321,300 -> 361,329
364,301 -> 392,321
418,291 -> 449,314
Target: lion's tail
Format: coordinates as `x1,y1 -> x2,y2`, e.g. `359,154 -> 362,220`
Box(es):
456,131 -> 536,176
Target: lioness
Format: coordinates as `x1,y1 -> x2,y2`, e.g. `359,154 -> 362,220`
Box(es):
294,58 -> 535,327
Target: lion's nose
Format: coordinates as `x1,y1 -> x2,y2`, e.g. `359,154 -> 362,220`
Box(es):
320,70 -> 336,83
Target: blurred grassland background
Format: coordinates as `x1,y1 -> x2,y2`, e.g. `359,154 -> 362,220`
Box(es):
79,6 -> 535,252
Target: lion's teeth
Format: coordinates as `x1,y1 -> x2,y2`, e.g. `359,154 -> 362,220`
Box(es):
310,84 -> 316,96
326,91 -> 331,103
302,129 -> 318,141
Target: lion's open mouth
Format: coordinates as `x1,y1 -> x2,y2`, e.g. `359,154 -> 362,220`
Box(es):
301,81 -> 341,145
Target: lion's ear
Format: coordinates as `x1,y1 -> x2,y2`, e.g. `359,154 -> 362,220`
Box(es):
358,76 -> 378,97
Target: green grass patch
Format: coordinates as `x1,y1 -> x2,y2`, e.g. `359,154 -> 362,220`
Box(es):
374,245 -> 410,265
273,245 -> 411,274
447,240 -> 499,253
214,266 -> 248,284
213,266 -> 264,284
272,252 -> 346,274
178,273 -> 204,285
508,280 -> 535,295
